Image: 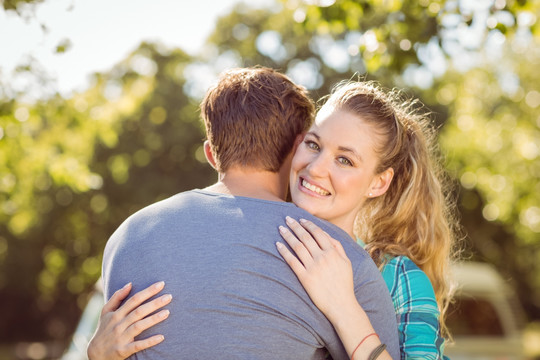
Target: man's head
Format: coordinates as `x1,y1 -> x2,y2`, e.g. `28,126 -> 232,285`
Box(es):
200,67 -> 314,173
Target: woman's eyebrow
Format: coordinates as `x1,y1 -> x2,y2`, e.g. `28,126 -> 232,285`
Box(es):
337,145 -> 363,162
307,130 -> 364,163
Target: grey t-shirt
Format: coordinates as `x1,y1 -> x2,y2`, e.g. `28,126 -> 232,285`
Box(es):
102,189 -> 399,359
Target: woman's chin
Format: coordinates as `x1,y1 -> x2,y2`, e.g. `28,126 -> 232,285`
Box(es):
291,194 -> 321,217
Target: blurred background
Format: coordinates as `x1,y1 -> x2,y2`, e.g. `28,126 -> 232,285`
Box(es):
0,0 -> 539,358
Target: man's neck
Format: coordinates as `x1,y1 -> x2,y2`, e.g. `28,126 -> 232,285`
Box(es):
204,167 -> 288,202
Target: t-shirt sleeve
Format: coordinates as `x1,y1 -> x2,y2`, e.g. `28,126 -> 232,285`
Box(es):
382,256 -> 446,360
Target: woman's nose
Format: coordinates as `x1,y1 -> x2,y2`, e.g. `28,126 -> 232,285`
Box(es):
306,153 -> 329,178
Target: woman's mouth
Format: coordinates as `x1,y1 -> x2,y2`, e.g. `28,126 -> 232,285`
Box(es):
300,178 -> 330,196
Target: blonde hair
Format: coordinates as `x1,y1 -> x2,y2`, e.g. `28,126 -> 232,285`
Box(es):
322,80 -> 460,338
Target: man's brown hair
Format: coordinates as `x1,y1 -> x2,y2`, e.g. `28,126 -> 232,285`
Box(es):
200,67 -> 314,172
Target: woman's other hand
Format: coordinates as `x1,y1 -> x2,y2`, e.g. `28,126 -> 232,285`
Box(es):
276,217 -> 357,323
276,218 -> 392,360
87,281 -> 172,360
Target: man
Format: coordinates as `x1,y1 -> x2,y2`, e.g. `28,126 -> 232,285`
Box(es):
100,67 -> 399,359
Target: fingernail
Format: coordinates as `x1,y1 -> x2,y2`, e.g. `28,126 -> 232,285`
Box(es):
162,294 -> 172,303
123,282 -> 132,289
299,218 -> 308,224
278,226 -> 287,233
157,335 -> 165,342
159,310 -> 170,319
276,242 -> 284,249
155,281 -> 165,289
285,216 -> 294,224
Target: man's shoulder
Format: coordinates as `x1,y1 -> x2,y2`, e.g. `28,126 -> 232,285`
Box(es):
122,189 -> 205,220
104,190 -> 198,245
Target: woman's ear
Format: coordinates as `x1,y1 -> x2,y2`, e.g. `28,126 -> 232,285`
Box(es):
204,140 -> 217,169
368,167 -> 394,198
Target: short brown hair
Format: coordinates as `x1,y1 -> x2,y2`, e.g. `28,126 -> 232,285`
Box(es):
200,67 -> 314,172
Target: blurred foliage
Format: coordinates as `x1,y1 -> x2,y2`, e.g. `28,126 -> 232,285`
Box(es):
1,0 -> 42,11
0,43 -> 215,341
0,0 -> 539,346
1,0 -> 43,19
438,39 -> 540,316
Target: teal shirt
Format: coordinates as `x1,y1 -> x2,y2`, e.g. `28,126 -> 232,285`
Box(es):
358,240 -> 447,359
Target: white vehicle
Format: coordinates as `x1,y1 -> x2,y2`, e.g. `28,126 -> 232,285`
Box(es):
61,280 -> 104,360
445,261 -> 525,359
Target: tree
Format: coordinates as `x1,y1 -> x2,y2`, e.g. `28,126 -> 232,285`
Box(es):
0,43 -> 215,341
1,0 -> 43,13
438,39 -> 540,317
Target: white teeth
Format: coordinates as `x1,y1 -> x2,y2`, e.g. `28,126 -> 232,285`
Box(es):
302,179 -> 330,196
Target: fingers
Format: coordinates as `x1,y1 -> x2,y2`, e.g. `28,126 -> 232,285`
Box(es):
124,293 -> 172,330
284,217 -> 324,256
279,217 -> 350,265
122,334 -> 166,358
103,282 -> 132,315
117,281 -> 166,318
296,219 -> 350,263
296,218 -> 334,251
330,237 -> 348,258
276,241 -> 307,278
90,282 -> 170,360
125,306 -> 171,340
279,224 -> 314,267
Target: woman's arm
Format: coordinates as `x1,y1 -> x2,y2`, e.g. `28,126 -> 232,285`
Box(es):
276,217 -> 392,360
87,281 -> 172,360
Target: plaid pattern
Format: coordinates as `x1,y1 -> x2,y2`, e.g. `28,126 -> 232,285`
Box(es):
381,256 -> 448,360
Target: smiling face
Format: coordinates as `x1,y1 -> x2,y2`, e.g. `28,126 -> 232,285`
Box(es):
290,107 -> 390,236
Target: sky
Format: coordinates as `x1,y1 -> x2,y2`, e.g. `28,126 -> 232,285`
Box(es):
0,0 -> 514,99
0,0 -> 272,96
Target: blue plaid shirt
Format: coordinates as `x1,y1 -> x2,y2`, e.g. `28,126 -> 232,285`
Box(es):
357,239 -> 448,359
381,256 -> 448,359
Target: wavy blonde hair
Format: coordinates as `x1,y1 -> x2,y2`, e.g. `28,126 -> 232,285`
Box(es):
321,80 -> 460,338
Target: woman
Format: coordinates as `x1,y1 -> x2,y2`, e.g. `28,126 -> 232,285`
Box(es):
276,81 -> 457,359
87,80 -> 458,359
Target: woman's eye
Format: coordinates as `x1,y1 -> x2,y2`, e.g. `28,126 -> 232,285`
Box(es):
338,157 -> 353,166
305,140 -> 319,151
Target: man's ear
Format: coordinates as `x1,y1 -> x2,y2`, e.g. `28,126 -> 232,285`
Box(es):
368,167 -> 394,198
293,133 -> 305,151
204,140 -> 217,169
